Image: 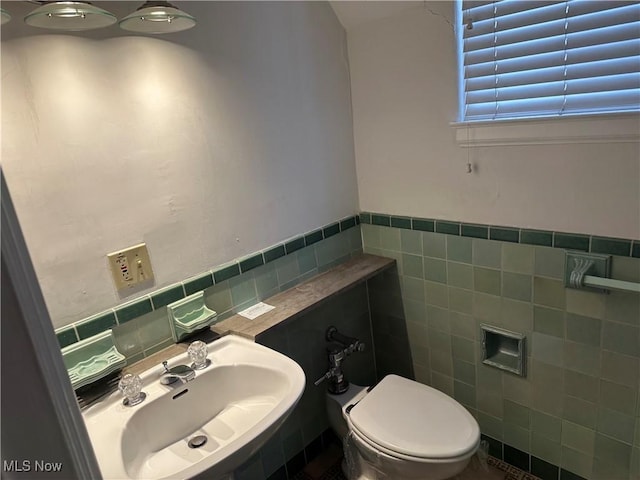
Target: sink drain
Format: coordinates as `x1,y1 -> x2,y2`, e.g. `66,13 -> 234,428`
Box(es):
188,435 -> 208,449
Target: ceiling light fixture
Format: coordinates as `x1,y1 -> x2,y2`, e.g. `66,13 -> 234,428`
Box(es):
119,1 -> 196,34
1,8 -> 11,25
24,2 -> 116,31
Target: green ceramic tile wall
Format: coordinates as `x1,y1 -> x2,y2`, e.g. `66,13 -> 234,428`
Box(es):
56,210 -> 639,479
361,217 -> 639,480
56,217 -> 362,364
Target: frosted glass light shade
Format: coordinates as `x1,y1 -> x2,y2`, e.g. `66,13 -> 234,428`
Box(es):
1,8 -> 11,25
24,2 -> 116,31
119,1 -> 195,34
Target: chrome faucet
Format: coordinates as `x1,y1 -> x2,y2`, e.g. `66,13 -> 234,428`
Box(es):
161,361 -> 195,385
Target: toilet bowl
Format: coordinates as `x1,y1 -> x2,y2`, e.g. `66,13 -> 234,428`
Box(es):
326,374 -> 480,480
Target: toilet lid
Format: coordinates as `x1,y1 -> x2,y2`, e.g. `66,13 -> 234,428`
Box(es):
348,375 -> 479,459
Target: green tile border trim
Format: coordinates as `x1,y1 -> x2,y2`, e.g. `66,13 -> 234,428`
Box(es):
521,229 -> 553,246
55,214 -> 361,347
436,220 -> 461,235
213,263 -> 240,283
554,232 -> 590,251
76,312 -> 117,340
490,226 -> 519,243
590,236 -> 632,256
390,216 -> 412,229
412,218 -> 434,232
285,237 -> 306,254
151,284 -> 185,309
239,253 -> 265,273
304,230 -> 323,246
263,245 -> 286,263
340,216 -> 357,231
360,211 -> 639,257
115,297 -> 153,324
184,273 -> 214,296
56,326 -> 78,349
372,214 -> 391,226
461,224 -> 488,239
323,222 -> 340,238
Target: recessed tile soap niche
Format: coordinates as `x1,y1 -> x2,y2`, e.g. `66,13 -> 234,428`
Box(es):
481,325 -> 526,377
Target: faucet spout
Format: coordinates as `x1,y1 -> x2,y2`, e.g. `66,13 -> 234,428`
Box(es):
161,361 -> 196,385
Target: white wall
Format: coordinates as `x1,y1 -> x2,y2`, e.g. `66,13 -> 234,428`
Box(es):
1,1 -> 358,328
348,2 -> 640,239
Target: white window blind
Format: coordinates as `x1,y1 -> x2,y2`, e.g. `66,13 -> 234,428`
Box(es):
459,0 -> 640,121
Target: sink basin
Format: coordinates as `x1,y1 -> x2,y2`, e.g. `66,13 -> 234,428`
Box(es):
83,335 -> 305,480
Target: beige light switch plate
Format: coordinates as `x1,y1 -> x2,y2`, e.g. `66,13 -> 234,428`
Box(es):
107,243 -> 154,292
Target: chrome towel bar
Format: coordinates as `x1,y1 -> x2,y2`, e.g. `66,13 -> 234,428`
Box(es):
565,252 -> 640,294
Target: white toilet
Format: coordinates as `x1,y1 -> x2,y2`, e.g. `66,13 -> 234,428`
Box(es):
326,374 -> 480,480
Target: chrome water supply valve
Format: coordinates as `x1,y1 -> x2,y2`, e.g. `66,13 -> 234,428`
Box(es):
314,326 -> 365,394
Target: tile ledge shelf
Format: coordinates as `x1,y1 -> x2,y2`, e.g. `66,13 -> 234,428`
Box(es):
360,211 -> 640,258
123,253 -> 396,376
211,253 -> 395,340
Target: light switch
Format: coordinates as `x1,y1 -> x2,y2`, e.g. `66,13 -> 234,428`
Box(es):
107,243 -> 154,292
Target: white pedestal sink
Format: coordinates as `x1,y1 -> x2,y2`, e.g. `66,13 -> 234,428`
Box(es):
82,335 -> 305,480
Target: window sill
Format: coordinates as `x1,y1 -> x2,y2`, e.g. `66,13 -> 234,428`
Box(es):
451,113 -> 640,147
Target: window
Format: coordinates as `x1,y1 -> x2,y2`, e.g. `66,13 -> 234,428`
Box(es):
458,0 -> 640,122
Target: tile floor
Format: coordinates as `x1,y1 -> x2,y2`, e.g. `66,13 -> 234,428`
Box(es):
293,444 -> 542,480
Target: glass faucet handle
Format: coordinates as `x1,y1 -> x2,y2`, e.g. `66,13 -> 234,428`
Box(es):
188,340 -> 209,370
118,373 -> 146,406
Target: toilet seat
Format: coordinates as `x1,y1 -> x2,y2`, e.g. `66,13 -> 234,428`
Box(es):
346,375 -> 479,460
347,423 -> 477,464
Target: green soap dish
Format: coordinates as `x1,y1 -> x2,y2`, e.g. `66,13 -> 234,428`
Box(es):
167,291 -> 217,342
62,330 -> 126,390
